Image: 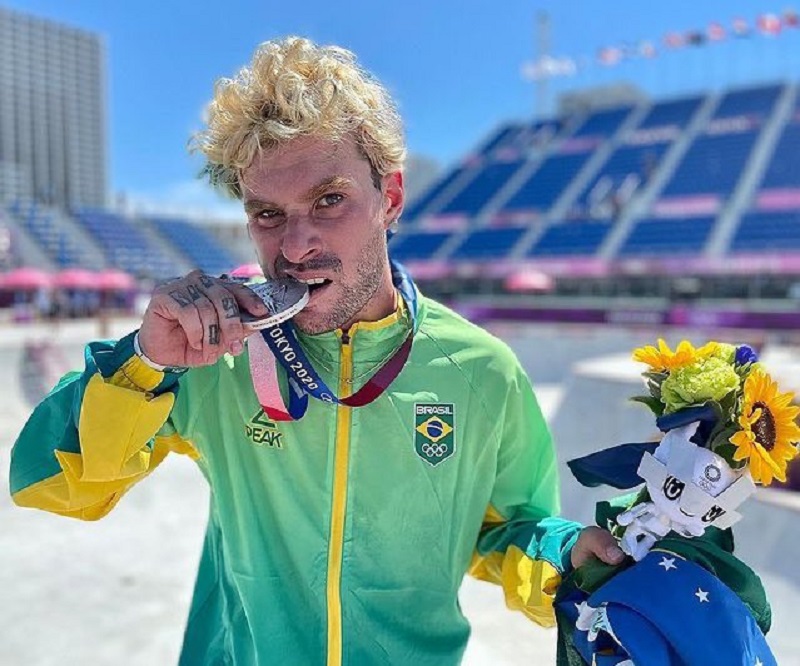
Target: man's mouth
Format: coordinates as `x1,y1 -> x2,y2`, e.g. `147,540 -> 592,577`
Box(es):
296,276 -> 332,297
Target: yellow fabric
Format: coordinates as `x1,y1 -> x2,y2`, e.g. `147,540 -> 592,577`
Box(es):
110,355 -> 165,392
468,505 -> 560,628
12,433 -> 197,521
326,334 -> 353,666
78,373 -> 175,482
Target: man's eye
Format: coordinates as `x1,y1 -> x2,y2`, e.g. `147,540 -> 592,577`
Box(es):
318,193 -> 344,208
252,210 -> 282,227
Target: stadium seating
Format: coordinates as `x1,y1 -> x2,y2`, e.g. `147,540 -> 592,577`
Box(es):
8,202 -> 85,268
528,220 -> 613,257
618,217 -> 716,256
450,227 -> 527,260
711,83 -> 783,120
501,153 -> 592,214
636,96 -> 702,129
73,208 -> 177,278
729,211 -> 800,253
403,166 -> 468,222
756,123 -> 800,191
388,230 -> 452,261
149,217 -> 239,276
573,106 -> 633,138
659,131 -> 759,198
438,159 -> 526,216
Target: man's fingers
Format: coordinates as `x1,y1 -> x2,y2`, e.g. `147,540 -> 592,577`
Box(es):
165,286 -> 205,351
226,281 -> 271,316
572,526 -> 625,568
199,279 -> 247,355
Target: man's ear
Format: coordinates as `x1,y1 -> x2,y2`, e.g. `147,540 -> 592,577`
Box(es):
382,171 -> 404,229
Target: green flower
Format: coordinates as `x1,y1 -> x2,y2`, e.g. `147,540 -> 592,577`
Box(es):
711,343 -> 736,364
661,357 -> 741,412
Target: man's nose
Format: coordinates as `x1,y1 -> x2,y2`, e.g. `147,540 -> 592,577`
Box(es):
280,215 -> 321,265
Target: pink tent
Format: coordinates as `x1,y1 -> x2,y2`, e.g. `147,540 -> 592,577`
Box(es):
96,269 -> 136,291
229,263 -> 263,278
53,268 -> 98,289
503,269 -> 555,293
0,267 -> 52,290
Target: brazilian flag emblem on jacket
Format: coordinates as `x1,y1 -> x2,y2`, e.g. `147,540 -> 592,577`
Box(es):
414,403 -> 455,466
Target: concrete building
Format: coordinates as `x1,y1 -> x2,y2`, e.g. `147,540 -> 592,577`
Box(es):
0,7 -> 106,208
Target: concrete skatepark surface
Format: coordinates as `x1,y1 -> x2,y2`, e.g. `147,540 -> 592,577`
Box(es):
1,319 -> 798,665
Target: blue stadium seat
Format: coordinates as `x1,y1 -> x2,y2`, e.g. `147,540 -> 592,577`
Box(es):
730,211 -> 800,252
149,217 -> 239,276
478,124 -> 524,155
576,144 -> 669,211
573,106 -> 633,138
757,123 -> 800,189
439,160 -> 525,216
661,132 -> 758,197
637,96 -> 703,129
388,230 -> 452,261
8,201 -> 85,268
404,166 -> 468,221
527,220 -> 612,257
618,217 -> 715,256
450,227 -> 527,260
501,153 -> 591,213
73,208 -> 177,278
712,84 -> 783,119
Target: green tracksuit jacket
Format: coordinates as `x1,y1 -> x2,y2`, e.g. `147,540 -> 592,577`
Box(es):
10,294 -> 581,665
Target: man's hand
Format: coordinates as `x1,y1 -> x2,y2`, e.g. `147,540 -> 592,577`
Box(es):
138,270 -> 269,368
570,526 -> 626,569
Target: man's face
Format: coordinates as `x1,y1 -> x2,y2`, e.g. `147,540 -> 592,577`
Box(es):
241,136 -> 403,335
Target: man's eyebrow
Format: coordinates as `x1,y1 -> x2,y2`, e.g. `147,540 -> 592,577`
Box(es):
304,176 -> 355,202
243,199 -> 274,216
243,176 -> 355,216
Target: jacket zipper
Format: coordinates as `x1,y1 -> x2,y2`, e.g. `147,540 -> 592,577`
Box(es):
326,329 -> 352,666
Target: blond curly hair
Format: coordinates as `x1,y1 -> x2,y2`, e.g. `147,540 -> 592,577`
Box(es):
192,37 -> 406,198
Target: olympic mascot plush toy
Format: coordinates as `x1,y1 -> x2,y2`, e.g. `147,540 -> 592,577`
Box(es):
555,340 -> 800,666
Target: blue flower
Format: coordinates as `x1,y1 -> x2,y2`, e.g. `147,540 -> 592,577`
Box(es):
735,345 -> 758,366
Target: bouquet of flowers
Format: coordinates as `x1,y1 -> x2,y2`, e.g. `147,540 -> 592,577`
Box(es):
554,339 -> 800,666
614,339 -> 800,560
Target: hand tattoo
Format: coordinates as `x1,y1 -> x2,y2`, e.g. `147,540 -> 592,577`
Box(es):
169,290 -> 191,307
209,323 -> 220,345
199,274 -> 215,288
221,296 -> 239,319
187,284 -> 202,301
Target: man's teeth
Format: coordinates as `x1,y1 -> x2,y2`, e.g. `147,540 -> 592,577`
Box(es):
298,278 -> 326,285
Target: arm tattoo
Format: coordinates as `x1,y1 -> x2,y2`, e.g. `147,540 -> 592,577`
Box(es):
208,323 -> 220,345
199,274 -> 214,288
187,284 -> 202,301
169,290 -> 191,307
221,296 -> 239,319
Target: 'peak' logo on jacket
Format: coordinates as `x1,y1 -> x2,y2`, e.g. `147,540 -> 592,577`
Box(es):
414,403 -> 455,466
246,409 -> 284,449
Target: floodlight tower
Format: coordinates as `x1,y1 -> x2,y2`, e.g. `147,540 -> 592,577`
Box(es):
535,11 -> 551,118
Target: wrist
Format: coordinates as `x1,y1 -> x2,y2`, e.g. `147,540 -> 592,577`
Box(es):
133,330 -> 189,374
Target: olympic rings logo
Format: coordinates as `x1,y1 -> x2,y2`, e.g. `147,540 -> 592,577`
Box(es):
422,443 -> 449,458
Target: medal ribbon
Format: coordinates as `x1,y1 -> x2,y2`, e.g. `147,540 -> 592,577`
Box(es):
249,259 -> 417,421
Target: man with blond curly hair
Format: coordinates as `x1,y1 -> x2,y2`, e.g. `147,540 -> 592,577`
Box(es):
10,37 -> 621,665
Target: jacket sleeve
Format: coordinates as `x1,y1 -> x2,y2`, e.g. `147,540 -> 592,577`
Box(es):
468,363 -> 582,627
9,330 -> 199,521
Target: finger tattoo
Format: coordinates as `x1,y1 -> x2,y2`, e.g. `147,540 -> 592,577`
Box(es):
187,284 -> 202,301
199,274 -> 214,288
169,290 -> 192,307
221,296 -> 239,319
208,324 -> 220,345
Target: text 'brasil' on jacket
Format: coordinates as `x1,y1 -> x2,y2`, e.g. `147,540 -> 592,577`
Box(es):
10,293 -> 581,666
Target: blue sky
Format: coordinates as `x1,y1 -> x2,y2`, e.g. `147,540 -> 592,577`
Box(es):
6,0 -> 800,217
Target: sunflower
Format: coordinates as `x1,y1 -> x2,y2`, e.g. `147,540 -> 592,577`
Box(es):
632,339 -> 719,372
729,369 -> 800,485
